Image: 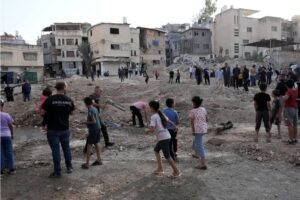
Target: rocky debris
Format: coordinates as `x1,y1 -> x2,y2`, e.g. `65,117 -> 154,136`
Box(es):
288,153 -> 300,166
207,138 -> 226,146
235,144 -> 275,162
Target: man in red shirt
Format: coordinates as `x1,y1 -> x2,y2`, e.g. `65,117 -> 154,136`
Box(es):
283,80 -> 298,144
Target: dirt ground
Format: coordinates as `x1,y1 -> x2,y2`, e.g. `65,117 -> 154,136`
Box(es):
1,69 -> 300,200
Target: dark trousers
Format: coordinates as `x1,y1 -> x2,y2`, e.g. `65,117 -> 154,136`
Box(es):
243,79 -> 249,92
204,76 -> 210,85
175,77 -> 180,83
47,130 -> 72,175
23,93 -> 30,102
233,77 -> 239,89
255,111 -> 270,132
168,129 -> 177,160
101,124 -> 110,145
130,106 -> 144,127
1,137 -> 14,171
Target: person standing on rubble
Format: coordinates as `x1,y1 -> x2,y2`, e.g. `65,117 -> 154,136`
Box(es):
89,86 -> 115,147
41,82 -> 74,178
169,70 -> 174,84
130,101 -> 148,128
22,80 -> 31,102
175,70 -> 181,84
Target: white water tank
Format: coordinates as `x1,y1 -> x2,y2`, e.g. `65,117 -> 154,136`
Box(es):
123,17 -> 127,24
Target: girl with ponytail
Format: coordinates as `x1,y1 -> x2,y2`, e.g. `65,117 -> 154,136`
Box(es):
146,100 -> 181,178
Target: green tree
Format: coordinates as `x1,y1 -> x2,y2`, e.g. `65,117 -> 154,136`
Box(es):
78,41 -> 93,75
196,0 -> 218,23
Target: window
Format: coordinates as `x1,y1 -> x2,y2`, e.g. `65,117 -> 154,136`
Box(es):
272,26 -> 277,32
90,30 -> 92,36
43,43 -> 48,48
234,55 -> 239,58
131,50 -> 133,56
58,39 -> 61,46
158,32 -> 161,37
134,51 -> 136,56
66,51 -> 75,57
0,52 -> 13,60
203,44 -> 209,49
247,27 -> 252,32
243,39 -> 249,44
131,38 -> 133,43
234,43 -> 239,53
110,28 -> 119,34
111,44 -> 120,50
23,52 -> 37,61
62,51 -> 65,57
153,60 -> 160,65
194,32 -> 199,36
158,50 -> 161,54
234,29 -> 239,37
202,32 -> 205,37
62,39 -> 65,45
56,49 -> 61,56
75,39 -> 78,45
76,50 -> 79,57
66,39 -> 74,45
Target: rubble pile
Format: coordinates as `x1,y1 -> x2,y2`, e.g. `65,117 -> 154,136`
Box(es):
235,144 -> 275,162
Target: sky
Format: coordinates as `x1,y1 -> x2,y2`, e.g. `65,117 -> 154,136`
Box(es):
1,0 -> 299,44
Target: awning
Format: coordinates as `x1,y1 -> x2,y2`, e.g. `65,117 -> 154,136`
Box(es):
94,57 -> 131,63
244,39 -> 300,48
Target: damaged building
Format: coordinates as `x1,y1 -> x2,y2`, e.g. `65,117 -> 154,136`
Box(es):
41,22 -> 91,76
138,27 -> 166,68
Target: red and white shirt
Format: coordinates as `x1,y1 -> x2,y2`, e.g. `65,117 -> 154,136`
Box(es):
189,107 -> 208,134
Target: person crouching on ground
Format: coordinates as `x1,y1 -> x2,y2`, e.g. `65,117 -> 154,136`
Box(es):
81,97 -> 103,169
130,101 -> 148,128
146,100 -> 181,178
270,90 -> 282,139
1,99 -> 15,175
253,83 -> 271,143
282,79 -> 298,144
189,96 -> 208,170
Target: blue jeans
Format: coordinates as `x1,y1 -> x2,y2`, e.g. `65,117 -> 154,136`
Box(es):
1,137 -> 14,171
192,134 -> 205,159
47,130 -> 72,175
250,75 -> 256,87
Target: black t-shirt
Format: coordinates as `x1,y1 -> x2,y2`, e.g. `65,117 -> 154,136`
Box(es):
275,81 -> 287,96
42,94 -> 75,131
254,92 -> 271,111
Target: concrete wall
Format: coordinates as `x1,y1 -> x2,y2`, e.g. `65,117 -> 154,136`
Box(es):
101,61 -> 124,76
89,23 -> 131,58
0,44 -> 44,81
214,8 -> 289,58
130,28 -> 140,65
1,44 -> 44,67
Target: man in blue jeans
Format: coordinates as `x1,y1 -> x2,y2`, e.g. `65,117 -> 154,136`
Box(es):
42,82 -> 75,178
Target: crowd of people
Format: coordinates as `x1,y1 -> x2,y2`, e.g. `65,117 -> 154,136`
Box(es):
0,63 -> 299,180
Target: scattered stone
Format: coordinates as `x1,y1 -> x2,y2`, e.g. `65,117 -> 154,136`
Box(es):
256,157 -> 263,162
207,138 -> 226,146
56,187 -> 62,191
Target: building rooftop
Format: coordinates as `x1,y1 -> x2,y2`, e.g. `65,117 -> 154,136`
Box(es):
217,8 -> 259,17
137,27 -> 167,33
88,22 -> 130,31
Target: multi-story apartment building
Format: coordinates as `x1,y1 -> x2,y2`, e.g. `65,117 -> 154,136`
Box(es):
1,33 -> 44,83
88,23 -> 131,76
292,15 -> 300,49
139,27 -> 166,68
165,31 -> 182,66
130,28 -> 141,67
41,22 -> 91,76
179,27 -> 212,58
213,7 -> 297,59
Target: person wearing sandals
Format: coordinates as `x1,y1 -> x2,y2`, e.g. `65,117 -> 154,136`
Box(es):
282,80 -> 298,145
146,101 -> 181,178
82,97 -> 103,169
1,99 -> 16,175
189,96 -> 208,170
253,83 -> 272,143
